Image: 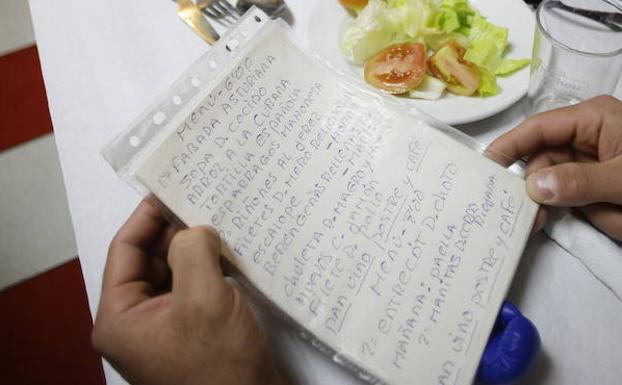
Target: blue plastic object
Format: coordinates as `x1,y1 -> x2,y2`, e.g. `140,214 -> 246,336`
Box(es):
477,301 -> 540,384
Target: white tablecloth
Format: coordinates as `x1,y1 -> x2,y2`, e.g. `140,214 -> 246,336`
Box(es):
29,0 -> 622,383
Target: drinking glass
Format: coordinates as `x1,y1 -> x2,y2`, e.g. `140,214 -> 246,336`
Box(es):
528,0 -> 622,114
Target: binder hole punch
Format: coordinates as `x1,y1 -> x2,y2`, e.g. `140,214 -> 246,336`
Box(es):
226,39 -> 239,51
191,77 -> 201,87
208,60 -> 218,70
129,135 -> 140,147
172,95 -> 182,106
152,111 -> 166,125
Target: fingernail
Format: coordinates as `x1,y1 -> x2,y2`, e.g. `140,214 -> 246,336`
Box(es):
527,170 -> 557,203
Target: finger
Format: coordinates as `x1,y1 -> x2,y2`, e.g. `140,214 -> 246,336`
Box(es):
531,208 -> 548,234
485,143 -> 518,167
150,222 -> 185,258
101,200 -> 168,313
486,96 -> 619,165
579,204 -> 622,242
104,200 -> 166,290
525,157 -> 622,206
144,222 -> 183,290
167,227 -> 231,314
573,149 -> 598,164
111,199 -> 167,251
147,256 -> 171,291
524,147 -> 575,176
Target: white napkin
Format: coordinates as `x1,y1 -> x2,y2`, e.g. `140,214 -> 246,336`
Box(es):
544,208 -> 622,302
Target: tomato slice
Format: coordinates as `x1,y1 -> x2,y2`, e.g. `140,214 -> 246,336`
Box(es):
339,0 -> 369,12
364,42 -> 427,95
428,40 -> 481,96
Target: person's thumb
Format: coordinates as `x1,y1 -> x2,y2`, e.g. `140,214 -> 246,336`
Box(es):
167,226 -> 231,315
525,157 -> 622,207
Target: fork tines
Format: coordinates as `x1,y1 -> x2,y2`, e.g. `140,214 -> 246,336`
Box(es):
203,0 -> 240,27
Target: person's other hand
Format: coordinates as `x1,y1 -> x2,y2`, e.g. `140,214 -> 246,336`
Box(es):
487,95 -> 622,241
92,200 -> 286,385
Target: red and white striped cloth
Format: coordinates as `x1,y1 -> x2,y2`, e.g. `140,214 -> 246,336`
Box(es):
0,2 -> 104,382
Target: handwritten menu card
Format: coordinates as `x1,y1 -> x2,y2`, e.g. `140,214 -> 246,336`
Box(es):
135,23 -> 537,385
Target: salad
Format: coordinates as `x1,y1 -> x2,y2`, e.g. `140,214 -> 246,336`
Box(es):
339,0 -> 530,99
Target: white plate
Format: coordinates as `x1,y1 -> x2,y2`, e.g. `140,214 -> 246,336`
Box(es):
306,0 -> 535,125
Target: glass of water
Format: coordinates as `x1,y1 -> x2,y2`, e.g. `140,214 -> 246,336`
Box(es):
528,0 -> 622,114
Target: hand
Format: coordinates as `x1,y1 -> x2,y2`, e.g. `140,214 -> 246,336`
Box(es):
487,95 -> 622,241
92,200 -> 286,385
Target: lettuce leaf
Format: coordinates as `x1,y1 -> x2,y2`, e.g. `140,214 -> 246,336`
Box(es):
468,14 -> 507,52
434,8 -> 460,33
341,0 -> 401,65
341,0 -> 438,65
391,0 -> 438,38
477,68 -> 499,96
495,58 -> 530,76
425,32 -> 469,51
464,14 -> 507,71
434,0 -> 475,34
463,14 -> 528,95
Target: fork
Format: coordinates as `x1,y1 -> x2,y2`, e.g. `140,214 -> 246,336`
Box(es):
197,0 -> 240,27
175,0 -> 220,44
549,0 -> 622,32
